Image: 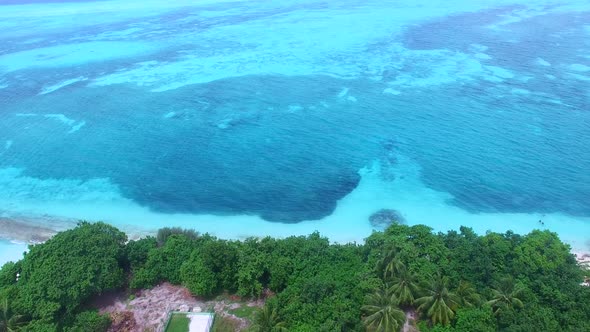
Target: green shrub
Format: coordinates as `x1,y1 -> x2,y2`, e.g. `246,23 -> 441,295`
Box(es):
157,228 -> 199,246
65,310 -> 111,332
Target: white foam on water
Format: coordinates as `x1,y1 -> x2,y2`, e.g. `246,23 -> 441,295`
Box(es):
216,119 -> 232,129
20,38 -> 45,45
474,53 -> 492,60
383,88 -> 401,95
89,52 -> 321,91
91,42 -> 516,92
0,0 -> 237,20
485,5 -> 551,31
511,88 -> 531,95
87,0 -> 532,92
469,44 -> 488,52
387,49 -> 499,88
68,121 -> 86,134
535,58 -> 551,67
163,111 -> 177,119
568,63 -> 590,72
337,88 -> 349,98
90,27 -> 144,40
42,114 -> 86,134
287,105 -> 304,113
0,0 -> 240,41
0,42 -> 155,72
45,114 -> 75,126
567,73 -> 590,81
1,141 -> 13,156
484,65 -> 515,79
40,76 -> 88,95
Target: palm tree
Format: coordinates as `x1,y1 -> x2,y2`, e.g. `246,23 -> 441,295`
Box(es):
250,301 -> 287,332
380,248 -> 405,281
485,278 -> 524,316
0,297 -> 24,332
415,273 -> 460,326
455,280 -> 480,308
389,266 -> 420,307
362,286 -> 406,332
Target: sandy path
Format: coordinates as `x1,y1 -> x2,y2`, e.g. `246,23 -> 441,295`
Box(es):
403,309 -> 418,332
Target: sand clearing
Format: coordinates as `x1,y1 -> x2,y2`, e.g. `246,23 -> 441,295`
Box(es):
96,283 -> 256,332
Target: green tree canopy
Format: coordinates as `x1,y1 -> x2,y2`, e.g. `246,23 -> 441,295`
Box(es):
250,300 -> 287,332
361,286 -> 405,332
16,222 -> 126,321
485,278 -> 525,316
415,274 -> 459,326
389,266 -> 420,307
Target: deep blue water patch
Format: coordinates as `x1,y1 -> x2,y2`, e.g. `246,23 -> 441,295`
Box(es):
397,85 -> 590,217
402,6 -> 522,51
402,6 -> 590,108
0,75 -> 391,222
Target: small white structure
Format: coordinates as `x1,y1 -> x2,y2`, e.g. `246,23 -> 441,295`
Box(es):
187,313 -> 214,332
162,312 -> 214,332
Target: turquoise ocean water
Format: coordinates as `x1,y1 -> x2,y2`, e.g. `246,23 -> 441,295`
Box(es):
1,0 -> 589,265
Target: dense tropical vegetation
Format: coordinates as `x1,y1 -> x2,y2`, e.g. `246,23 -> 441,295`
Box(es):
0,221 -> 588,331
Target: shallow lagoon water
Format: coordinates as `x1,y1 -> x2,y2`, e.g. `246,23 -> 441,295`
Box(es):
1,0 -> 590,264
0,240 -> 27,266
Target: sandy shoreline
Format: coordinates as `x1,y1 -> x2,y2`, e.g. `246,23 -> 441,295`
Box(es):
0,217 -> 61,243
575,252 -> 590,268
0,216 -> 154,244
